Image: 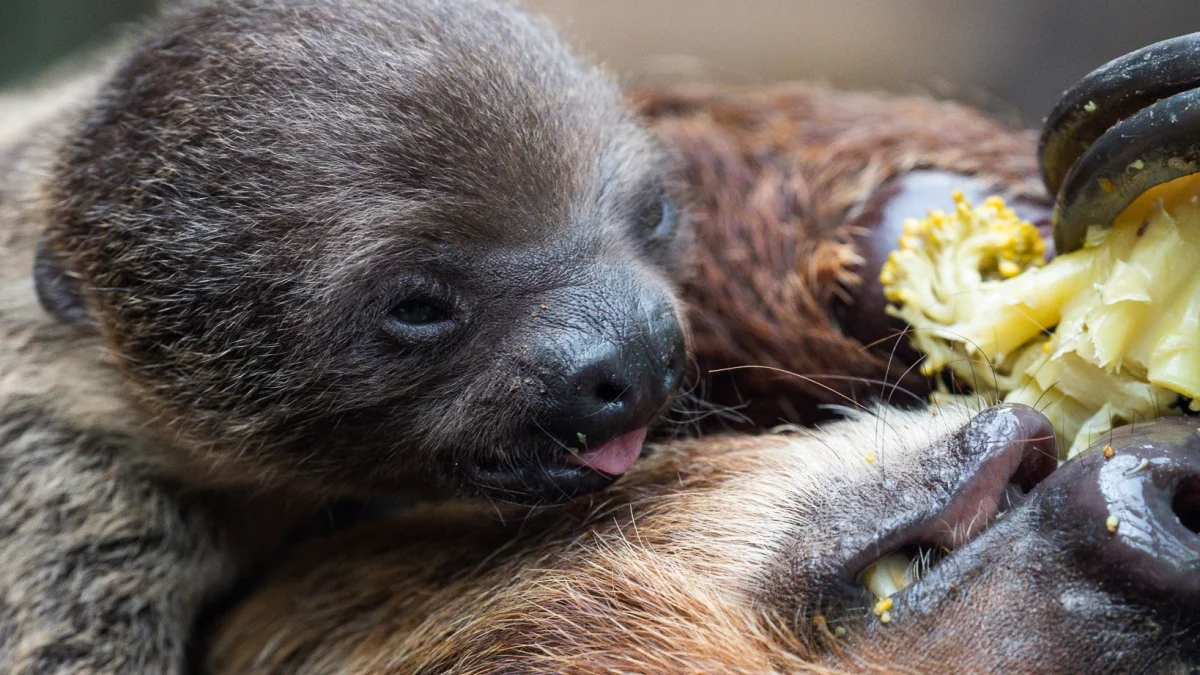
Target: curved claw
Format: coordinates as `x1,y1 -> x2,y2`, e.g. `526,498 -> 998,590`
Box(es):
1039,31 -> 1200,197
1053,87 -> 1200,254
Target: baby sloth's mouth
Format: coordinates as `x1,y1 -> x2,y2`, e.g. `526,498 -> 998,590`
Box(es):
560,428 -> 648,476
463,298 -> 685,505
459,426 -> 652,505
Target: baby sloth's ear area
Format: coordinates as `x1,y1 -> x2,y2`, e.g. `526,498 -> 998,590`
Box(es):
33,236 -> 92,333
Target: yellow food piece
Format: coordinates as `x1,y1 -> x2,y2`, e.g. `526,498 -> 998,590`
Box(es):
873,597 -> 894,617
883,176 -> 1200,458
860,553 -> 913,601
1106,515 -> 1120,534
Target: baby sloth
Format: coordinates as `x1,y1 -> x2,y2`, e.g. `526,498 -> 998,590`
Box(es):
0,0 -> 688,672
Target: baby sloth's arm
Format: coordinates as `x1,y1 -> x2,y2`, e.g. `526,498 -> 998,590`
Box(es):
0,416 -> 239,675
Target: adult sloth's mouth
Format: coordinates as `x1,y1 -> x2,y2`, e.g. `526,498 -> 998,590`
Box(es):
852,414 -> 1200,633
834,405 -> 1057,617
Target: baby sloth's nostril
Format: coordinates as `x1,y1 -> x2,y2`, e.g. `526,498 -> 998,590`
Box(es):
537,298 -> 686,480
1174,475 -> 1200,535
594,379 -> 628,406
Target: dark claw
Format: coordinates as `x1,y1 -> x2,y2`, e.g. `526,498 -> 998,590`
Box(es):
1039,31 -> 1200,197
1052,86 -> 1200,254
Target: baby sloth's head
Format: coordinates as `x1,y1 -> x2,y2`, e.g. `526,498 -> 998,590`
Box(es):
41,0 -> 689,502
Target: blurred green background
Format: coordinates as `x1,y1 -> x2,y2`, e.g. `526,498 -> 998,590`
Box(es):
0,0 -> 156,86
3,0 -> 1200,125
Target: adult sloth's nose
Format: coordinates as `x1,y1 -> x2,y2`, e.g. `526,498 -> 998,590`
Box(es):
1033,417 -> 1200,601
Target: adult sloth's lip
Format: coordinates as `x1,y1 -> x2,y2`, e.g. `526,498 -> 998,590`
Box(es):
562,428 -> 648,476
841,405 -> 1057,599
881,417 -> 1200,629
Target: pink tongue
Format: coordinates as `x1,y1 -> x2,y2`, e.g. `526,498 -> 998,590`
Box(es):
564,428 -> 648,476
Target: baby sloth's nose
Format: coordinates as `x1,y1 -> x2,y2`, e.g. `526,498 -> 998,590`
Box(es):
541,299 -> 686,471
1036,418 -> 1200,602
562,330 -> 684,423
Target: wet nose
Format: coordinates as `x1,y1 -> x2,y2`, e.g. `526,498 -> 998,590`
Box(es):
543,309 -> 685,447
1035,417 -> 1200,600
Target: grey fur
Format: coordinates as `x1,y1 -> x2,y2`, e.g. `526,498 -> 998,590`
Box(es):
0,0 -> 688,672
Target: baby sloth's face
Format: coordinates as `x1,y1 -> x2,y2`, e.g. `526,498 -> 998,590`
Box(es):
49,0 -> 689,501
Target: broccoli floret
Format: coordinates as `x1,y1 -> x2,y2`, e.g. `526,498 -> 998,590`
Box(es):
883,177 -> 1200,457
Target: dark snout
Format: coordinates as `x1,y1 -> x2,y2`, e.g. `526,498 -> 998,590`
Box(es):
1035,418 -> 1200,602
462,274 -> 685,505
543,307 -> 683,446
850,410 -> 1199,672
538,281 -> 686,471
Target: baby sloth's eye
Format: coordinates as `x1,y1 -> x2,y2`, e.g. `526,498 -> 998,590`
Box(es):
391,300 -> 445,324
388,297 -> 453,332
638,194 -> 677,238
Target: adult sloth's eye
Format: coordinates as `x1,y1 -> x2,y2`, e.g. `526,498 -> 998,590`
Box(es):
638,195 -> 677,237
389,298 -> 451,327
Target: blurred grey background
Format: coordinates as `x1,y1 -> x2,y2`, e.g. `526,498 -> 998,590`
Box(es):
2,0 -> 1198,126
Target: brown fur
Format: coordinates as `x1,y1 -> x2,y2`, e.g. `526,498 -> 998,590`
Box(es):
204,408 -> 957,675
204,85 -> 1196,674
643,84 -> 1047,427
208,401 -> 1193,674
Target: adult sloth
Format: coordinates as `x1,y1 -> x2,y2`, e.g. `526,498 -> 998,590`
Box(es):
209,400 -> 1199,674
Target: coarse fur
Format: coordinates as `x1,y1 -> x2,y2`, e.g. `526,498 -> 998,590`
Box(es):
206,404 -> 977,675
207,400 -> 1197,674
0,1 -> 688,672
645,83 -> 1049,428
